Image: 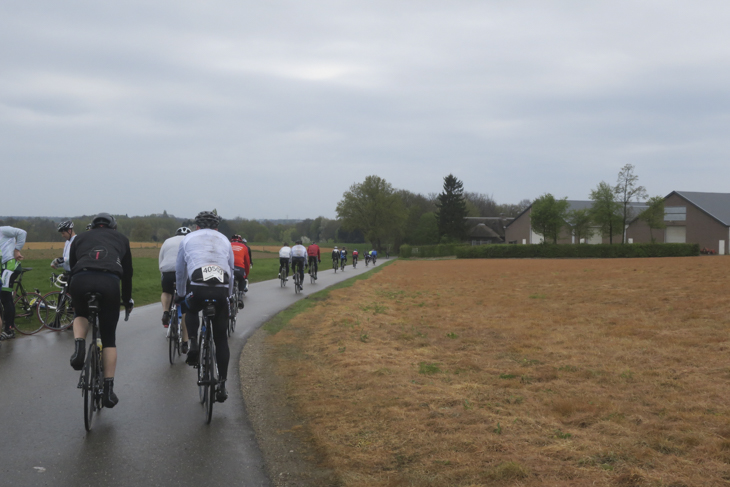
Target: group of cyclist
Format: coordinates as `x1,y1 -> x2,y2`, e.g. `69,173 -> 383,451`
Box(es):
331,246 -> 378,269
1,213 -> 384,415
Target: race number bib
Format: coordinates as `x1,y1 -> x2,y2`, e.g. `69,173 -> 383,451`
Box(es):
201,265 -> 225,283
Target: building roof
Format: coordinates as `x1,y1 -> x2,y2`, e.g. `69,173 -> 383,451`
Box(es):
672,191 -> 730,226
506,200 -> 648,228
468,223 -> 501,239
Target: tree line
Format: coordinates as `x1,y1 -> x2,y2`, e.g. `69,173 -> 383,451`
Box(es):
530,164 -> 666,244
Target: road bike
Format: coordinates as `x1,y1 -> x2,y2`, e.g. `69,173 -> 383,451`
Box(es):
40,272 -> 74,332
294,268 -> 302,294
79,294 -> 131,431
279,264 -> 287,287
228,281 -> 239,337
365,255 -> 370,267
332,258 -> 338,273
10,268 -> 47,335
197,300 -> 219,424
308,261 -> 317,284
168,294 -> 183,364
340,258 -> 346,271
353,256 -> 358,269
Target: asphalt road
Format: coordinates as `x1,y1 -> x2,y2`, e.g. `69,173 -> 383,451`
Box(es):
0,258 -> 387,486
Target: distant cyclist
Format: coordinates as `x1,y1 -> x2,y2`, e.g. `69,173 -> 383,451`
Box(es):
230,235 -> 250,307
370,248 -> 378,265
68,213 -> 134,409
279,242 -> 292,280
242,238 -> 252,288
307,241 -> 321,279
51,220 -> 76,274
364,251 -> 370,266
291,240 -> 307,291
176,211 -> 234,403
339,247 -> 348,270
331,246 -> 339,270
159,227 -> 191,330
352,249 -> 359,268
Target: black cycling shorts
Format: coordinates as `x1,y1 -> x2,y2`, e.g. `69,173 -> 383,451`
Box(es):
69,271 -> 121,348
161,271 -> 176,294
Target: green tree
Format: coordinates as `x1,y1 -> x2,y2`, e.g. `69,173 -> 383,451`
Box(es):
413,212 -> 440,244
589,181 -> 623,244
336,175 -> 406,250
529,193 -> 569,244
614,164 -> 648,244
639,195 -> 666,243
436,174 -> 468,241
565,208 -> 594,243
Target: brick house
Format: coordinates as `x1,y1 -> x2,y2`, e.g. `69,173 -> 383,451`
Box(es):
627,191 -> 730,254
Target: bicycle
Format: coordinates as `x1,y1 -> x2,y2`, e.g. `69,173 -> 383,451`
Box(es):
294,268 -> 302,294
333,258 -> 338,273
353,256 -> 358,269
279,264 -> 287,287
9,268 -> 47,335
308,263 -> 316,284
365,255 -> 370,267
228,280 -> 238,337
196,300 -> 219,424
40,272 -> 74,332
168,294 -> 183,364
340,259 -> 346,271
79,294 -> 131,431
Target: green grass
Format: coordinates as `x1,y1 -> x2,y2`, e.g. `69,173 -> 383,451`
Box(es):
263,259 -> 396,335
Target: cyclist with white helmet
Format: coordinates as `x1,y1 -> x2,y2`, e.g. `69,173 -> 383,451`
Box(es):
290,240 -> 307,291
51,220 -> 76,273
278,242 -> 292,280
176,211 -> 234,403
159,227 -> 192,339
331,246 -> 339,271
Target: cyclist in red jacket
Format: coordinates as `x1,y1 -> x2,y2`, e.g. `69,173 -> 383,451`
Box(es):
307,242 -> 321,280
230,235 -> 250,306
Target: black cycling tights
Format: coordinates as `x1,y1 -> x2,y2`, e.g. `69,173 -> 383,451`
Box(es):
69,272 -> 121,348
185,295 -> 230,381
1,291 -> 14,330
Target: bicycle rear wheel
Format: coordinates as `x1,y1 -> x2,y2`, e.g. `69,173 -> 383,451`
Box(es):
205,340 -> 217,424
83,344 -> 97,431
198,333 -> 207,404
40,291 -> 74,331
168,312 -> 178,365
14,292 -> 45,335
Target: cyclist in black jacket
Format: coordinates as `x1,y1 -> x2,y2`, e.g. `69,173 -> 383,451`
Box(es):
68,213 -> 133,409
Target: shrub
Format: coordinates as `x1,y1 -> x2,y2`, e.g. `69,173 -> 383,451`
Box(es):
399,244 -> 413,258
456,243 -> 700,259
400,243 -> 465,258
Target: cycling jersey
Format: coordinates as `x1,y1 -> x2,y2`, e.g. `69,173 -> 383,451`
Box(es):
332,250 -> 339,261
159,235 -> 185,273
307,244 -> 320,259
175,229 -> 234,299
340,250 -> 347,260
231,241 -> 251,273
279,246 -> 292,259
0,226 -> 26,264
352,251 -> 358,258
291,244 -> 307,259
62,234 -> 76,272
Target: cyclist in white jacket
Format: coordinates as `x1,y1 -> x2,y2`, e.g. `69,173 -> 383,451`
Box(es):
0,226 -> 27,340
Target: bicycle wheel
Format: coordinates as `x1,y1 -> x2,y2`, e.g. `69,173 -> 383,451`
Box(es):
280,267 -> 286,287
205,339 -> 217,424
40,291 -> 74,331
198,332 -> 208,404
14,292 -> 45,335
169,311 -> 178,365
294,275 -> 300,294
83,343 -> 97,431
333,261 -> 337,273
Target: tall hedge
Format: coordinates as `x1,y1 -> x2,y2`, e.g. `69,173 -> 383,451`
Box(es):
399,243 -> 463,258
456,243 -> 700,259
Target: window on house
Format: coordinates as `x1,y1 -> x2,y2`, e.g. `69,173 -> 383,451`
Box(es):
664,206 -> 686,221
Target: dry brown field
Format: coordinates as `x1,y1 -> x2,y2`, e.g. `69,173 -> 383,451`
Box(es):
267,257 -> 730,486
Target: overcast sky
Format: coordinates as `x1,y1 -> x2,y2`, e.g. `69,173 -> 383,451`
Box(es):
3,1 -> 729,219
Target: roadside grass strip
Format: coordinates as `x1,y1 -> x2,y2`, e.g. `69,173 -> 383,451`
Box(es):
262,256 -> 730,486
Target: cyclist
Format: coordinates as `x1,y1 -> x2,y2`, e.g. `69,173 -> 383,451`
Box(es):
0,225 -> 27,341
290,240 -> 307,291
68,213 -> 134,409
307,241 -> 320,279
159,227 -> 191,330
230,234 -> 250,307
370,248 -> 378,264
51,220 -> 76,273
331,246 -> 339,270
340,247 -> 348,270
352,249 -> 358,268
176,211 -> 234,403
364,251 -> 370,266
242,238 -> 252,290
278,242 -> 292,280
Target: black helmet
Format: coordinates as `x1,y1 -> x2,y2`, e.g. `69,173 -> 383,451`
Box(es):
295,239 -> 302,245
176,227 -> 192,236
91,213 -> 117,229
194,211 -> 220,229
57,220 -> 74,232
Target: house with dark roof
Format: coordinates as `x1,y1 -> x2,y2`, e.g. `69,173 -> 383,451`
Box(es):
627,191 -> 730,254
465,217 -> 511,244
505,200 -> 648,245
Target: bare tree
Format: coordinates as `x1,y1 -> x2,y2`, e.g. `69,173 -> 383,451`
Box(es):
614,164 -> 648,244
